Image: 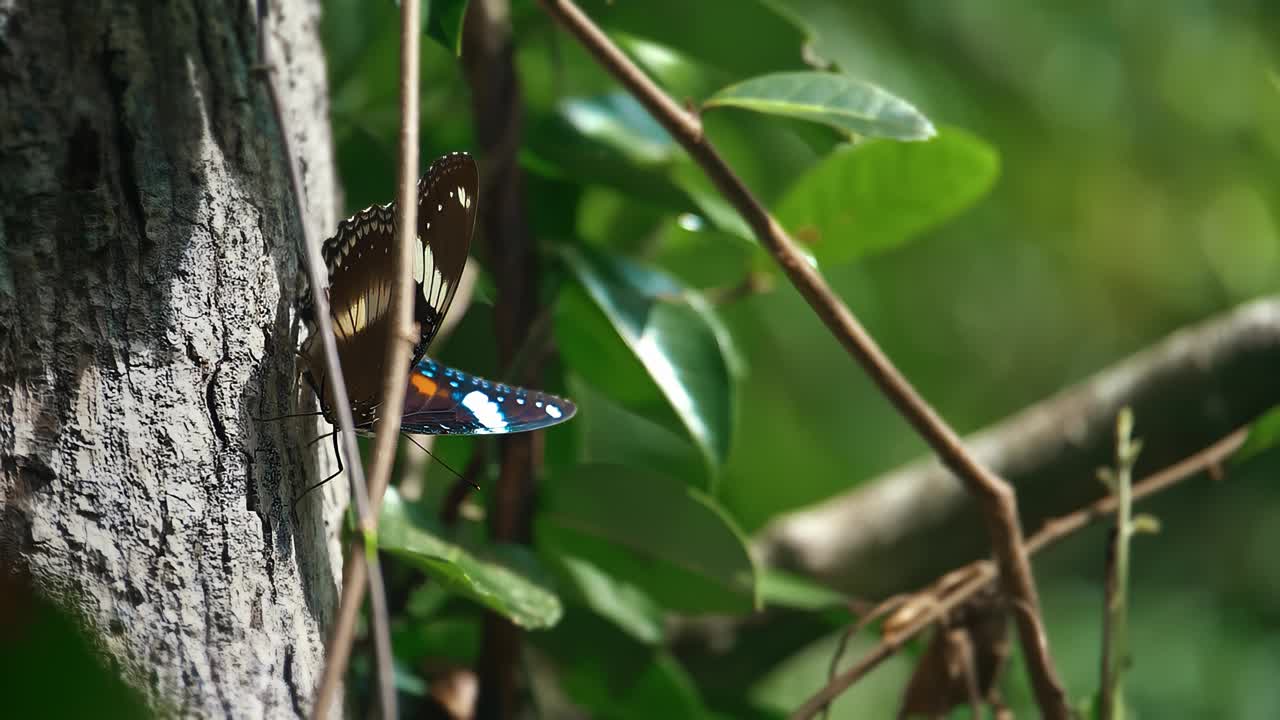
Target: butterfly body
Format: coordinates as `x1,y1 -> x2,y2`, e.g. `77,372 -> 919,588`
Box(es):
300,152 -> 575,436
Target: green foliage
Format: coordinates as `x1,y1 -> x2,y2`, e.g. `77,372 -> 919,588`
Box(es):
0,581 -> 152,718
1234,404 -> 1280,465
557,247 -> 740,475
422,0 -> 470,55
321,0 -> 1280,717
379,489 -> 563,629
539,463 -> 759,614
705,71 -> 935,141
775,127 -> 999,265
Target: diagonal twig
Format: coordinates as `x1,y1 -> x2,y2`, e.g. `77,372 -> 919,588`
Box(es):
305,0 -> 425,717
250,2 -> 394,712
789,425 -> 1248,719
535,0 -> 1068,715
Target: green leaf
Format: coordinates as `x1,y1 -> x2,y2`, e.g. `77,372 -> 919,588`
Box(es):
775,126 -> 1000,265
566,375 -> 708,502
575,0 -> 812,79
759,569 -> 847,612
379,489 -> 563,629
1234,404 -> 1280,465
525,93 -> 689,212
537,463 -> 759,614
536,612 -> 711,720
704,72 -> 935,141
0,583 -> 151,719
557,247 -> 738,473
422,0 -> 470,56
549,552 -> 666,645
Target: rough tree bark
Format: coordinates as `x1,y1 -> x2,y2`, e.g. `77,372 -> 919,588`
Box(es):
0,1 -> 346,716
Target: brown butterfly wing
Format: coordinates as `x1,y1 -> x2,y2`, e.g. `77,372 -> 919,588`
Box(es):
301,152 -> 479,427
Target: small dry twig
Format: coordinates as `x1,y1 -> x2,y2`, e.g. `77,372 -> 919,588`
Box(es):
790,425 -> 1248,720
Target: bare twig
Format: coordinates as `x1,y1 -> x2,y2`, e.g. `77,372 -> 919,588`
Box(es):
315,0 -> 425,714
1098,527 -> 1119,717
789,425 -> 1248,720
1098,409 -> 1143,720
253,2 -> 396,718
536,0 -> 1066,714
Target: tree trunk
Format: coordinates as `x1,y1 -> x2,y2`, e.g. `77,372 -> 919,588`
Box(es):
0,1 -> 346,716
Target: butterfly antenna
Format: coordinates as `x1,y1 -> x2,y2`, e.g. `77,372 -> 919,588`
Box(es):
255,409 -> 327,423
401,433 -> 476,490
441,449 -> 487,528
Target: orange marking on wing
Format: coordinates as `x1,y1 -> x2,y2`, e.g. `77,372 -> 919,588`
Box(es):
410,373 -> 438,398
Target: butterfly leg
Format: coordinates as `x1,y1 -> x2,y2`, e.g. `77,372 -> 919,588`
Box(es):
291,431 -> 345,512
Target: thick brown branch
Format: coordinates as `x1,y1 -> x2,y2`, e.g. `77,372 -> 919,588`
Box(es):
761,297 -> 1280,594
536,0 -> 1067,714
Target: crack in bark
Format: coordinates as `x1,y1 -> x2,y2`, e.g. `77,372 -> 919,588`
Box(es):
100,44 -> 148,248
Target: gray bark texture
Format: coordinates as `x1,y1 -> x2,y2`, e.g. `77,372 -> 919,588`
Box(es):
0,0 -> 347,716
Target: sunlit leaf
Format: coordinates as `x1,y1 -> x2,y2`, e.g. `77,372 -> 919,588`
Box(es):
556,247 -> 738,472
704,71 -> 935,141
538,463 -> 759,613
379,489 -> 563,629
775,126 -> 999,265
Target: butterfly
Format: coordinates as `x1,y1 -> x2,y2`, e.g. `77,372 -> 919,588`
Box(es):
298,151 -> 575,447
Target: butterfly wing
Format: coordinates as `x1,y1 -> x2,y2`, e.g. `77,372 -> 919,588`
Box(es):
301,152 -> 479,424
399,358 -> 576,435
408,151 -> 477,362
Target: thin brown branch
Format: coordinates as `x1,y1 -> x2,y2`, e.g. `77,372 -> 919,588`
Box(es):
789,425 -> 1248,720
254,2 -> 396,718
1098,527 -> 1119,719
315,0 -> 424,712
536,0 -> 1066,714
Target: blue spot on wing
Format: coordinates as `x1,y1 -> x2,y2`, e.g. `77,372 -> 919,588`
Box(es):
399,357 -> 577,436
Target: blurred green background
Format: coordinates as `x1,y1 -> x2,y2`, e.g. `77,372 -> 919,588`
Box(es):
321,0 -> 1280,717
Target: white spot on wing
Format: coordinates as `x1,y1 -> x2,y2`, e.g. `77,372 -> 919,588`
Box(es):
462,390 -> 507,432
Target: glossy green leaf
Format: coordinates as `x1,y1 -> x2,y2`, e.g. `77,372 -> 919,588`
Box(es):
557,247 -> 738,472
537,464 -> 759,613
775,126 -> 1000,265
705,71 -> 935,141
1234,404 -> 1280,465
379,489 -> 563,629
422,0 -> 470,55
